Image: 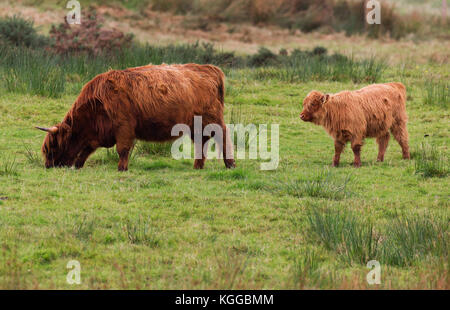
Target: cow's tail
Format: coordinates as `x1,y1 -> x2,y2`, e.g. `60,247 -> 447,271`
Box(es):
208,65 -> 225,105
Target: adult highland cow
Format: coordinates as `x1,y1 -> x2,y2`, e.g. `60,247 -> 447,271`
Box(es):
300,82 -> 410,167
36,64 -> 235,171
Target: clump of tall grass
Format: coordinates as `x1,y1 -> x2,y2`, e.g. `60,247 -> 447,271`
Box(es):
0,41 -> 239,98
307,208 -> 448,267
423,79 -> 449,107
291,247 -> 322,288
253,52 -> 385,83
0,155 -> 18,176
23,143 -> 42,167
379,215 -> 448,267
124,217 -> 161,247
414,141 -> 448,178
271,169 -> 353,200
213,247 -> 250,289
1,46 -> 66,98
72,215 -> 96,241
307,208 -> 379,265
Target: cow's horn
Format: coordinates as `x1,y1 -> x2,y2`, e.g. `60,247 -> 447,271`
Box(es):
35,126 -> 58,133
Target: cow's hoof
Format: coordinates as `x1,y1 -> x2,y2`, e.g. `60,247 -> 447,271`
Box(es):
225,160 -> 236,169
194,160 -> 205,169
353,162 -> 361,168
332,162 -> 339,167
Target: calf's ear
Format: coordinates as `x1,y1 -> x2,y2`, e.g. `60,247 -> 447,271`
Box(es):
322,94 -> 330,104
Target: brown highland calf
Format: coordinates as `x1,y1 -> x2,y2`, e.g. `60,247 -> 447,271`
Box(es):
300,82 -> 410,167
36,64 -> 235,171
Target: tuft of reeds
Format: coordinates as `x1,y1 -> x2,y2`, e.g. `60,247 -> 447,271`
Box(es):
414,141 -> 448,178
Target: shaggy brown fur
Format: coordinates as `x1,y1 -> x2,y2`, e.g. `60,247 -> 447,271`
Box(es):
300,82 -> 410,167
38,63 -> 235,171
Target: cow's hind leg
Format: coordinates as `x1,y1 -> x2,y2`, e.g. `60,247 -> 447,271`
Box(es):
391,121 -> 410,159
215,122 -> 235,169
376,132 -> 390,162
192,135 -> 210,169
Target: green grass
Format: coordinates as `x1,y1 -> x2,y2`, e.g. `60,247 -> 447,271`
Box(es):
0,43 -> 386,98
380,214 -> 448,267
0,155 -> 18,176
414,141 -> 448,178
306,208 -> 379,265
269,169 -> 353,200
0,52 -> 448,289
423,78 -> 449,107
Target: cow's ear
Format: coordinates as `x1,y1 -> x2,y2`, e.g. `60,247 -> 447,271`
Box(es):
322,94 -> 330,105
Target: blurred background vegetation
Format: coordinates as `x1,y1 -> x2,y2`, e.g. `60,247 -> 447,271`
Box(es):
0,0 -> 448,98
14,0 -> 449,39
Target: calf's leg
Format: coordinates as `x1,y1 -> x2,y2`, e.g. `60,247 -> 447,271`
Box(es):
351,139 -> 363,168
332,140 -> 345,167
376,133 -> 390,162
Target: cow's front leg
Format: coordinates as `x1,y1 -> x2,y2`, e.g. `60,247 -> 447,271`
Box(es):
116,129 -> 134,171
117,145 -> 132,171
75,146 -> 96,169
351,140 -> 363,168
332,140 -> 345,167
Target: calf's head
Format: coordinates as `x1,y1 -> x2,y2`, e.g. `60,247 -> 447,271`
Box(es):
300,91 -> 330,123
36,123 -> 75,168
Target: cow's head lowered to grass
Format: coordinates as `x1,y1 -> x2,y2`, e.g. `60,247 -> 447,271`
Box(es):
36,121 -> 75,168
300,91 -> 330,123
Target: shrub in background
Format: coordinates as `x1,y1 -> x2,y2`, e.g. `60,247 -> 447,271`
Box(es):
248,47 -> 279,67
0,15 -> 49,48
49,10 -> 133,55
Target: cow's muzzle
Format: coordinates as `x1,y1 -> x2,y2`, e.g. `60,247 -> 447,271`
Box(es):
300,113 -> 310,121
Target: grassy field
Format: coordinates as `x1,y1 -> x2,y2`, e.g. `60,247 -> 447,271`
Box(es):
0,49 -> 448,289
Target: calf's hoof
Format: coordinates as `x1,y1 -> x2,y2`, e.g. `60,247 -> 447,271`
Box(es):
332,161 -> 339,167
353,162 -> 361,168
